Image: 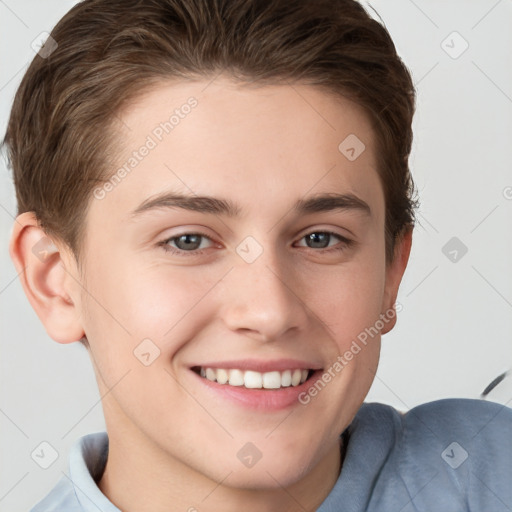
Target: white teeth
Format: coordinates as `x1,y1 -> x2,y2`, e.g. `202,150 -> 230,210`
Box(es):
263,371 -> 282,389
228,369 -> 244,386
244,371 -> 262,389
291,369 -> 302,386
281,370 -> 292,387
216,368 -> 229,384
197,367 -> 312,389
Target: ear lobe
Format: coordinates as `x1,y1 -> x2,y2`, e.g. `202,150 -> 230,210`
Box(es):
380,228 -> 413,335
8,212 -> 85,344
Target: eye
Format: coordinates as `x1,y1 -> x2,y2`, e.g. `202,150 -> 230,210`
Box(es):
158,231 -> 215,256
295,231 -> 354,253
158,229 -> 353,257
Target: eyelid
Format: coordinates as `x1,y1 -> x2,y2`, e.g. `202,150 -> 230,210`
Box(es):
296,224 -> 354,241
159,229 -> 217,247
294,231 -> 354,250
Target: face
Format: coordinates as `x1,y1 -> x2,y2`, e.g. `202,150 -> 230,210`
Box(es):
48,78 -> 409,491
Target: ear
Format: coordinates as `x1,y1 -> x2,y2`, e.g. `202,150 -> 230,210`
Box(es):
380,227 -> 413,335
8,212 -> 85,344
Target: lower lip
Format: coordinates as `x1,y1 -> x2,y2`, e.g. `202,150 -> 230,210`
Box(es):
189,369 -> 324,411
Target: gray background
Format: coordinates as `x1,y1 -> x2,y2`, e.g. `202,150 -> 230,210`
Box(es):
1,0 -> 511,510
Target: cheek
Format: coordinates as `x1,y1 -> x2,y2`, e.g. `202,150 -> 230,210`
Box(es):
300,255 -> 386,345
84,258 -> 222,357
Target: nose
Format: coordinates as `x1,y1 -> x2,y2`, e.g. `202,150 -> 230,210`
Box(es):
219,244 -> 310,343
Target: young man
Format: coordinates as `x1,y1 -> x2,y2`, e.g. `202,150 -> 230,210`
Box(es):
5,0 -> 512,511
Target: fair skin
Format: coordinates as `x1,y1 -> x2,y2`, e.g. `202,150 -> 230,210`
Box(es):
10,77 -> 412,512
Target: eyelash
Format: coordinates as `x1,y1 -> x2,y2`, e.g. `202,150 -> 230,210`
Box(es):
157,230 -> 354,257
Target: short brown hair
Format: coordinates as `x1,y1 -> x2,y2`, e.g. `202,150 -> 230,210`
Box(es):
3,0 -> 418,348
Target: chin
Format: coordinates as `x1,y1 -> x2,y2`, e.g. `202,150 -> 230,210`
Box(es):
225,467 -> 307,491
213,453 -> 315,491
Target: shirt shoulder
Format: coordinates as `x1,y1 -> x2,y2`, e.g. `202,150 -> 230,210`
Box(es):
29,432 -> 118,512
318,398 -> 512,512
29,475 -> 80,512
365,398 -> 512,511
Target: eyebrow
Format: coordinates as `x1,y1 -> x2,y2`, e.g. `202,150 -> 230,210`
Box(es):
129,191 -> 371,219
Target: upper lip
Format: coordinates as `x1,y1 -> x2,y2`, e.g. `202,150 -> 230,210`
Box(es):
191,359 -> 323,373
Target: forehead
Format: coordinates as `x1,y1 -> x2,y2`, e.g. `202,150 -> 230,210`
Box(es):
88,77 -> 383,229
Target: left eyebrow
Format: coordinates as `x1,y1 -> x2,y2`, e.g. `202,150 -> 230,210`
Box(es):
129,191 -> 372,219
293,192 -> 371,217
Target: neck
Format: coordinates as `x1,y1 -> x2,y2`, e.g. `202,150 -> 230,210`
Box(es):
98,432 -> 345,512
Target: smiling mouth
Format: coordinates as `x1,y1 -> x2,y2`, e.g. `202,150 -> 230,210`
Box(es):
191,366 -> 315,389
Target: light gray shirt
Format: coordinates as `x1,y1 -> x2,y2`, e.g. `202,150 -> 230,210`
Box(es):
30,398 -> 512,511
